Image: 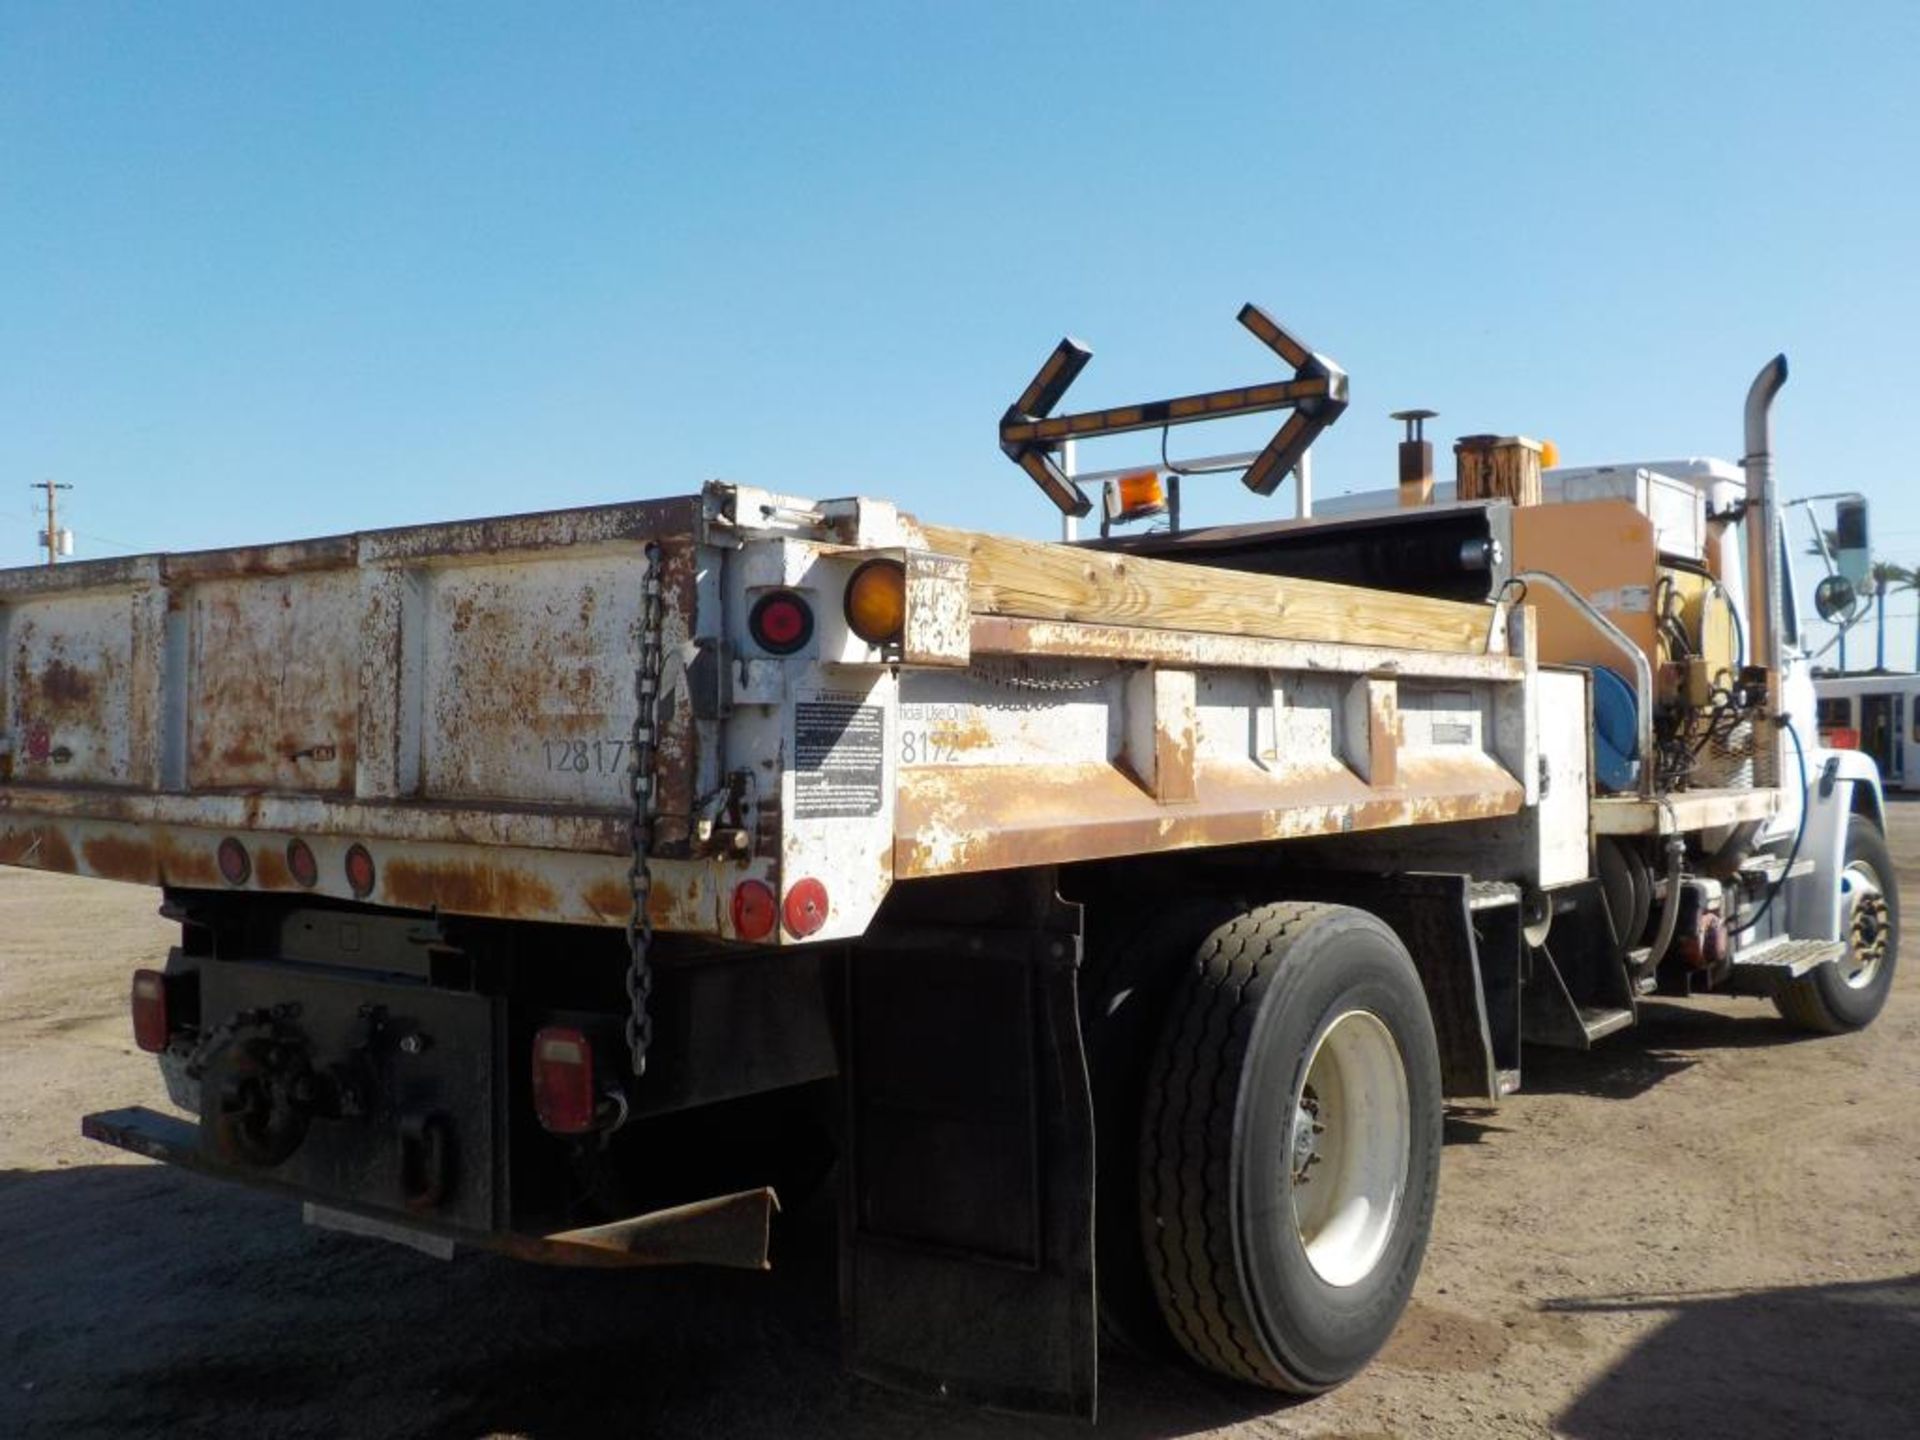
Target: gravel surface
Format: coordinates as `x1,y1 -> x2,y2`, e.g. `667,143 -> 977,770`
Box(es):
4,806 -> 1918,1438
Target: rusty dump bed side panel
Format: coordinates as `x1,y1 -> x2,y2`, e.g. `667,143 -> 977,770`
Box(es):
0,497 -> 716,928
0,481 -> 1558,942
886,616 -> 1538,884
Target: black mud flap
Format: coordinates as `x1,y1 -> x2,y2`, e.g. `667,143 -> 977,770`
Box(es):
1282,871 -> 1507,1104
842,879 -> 1096,1418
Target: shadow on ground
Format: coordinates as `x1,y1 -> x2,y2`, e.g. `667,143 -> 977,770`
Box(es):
0,1162 -> 1280,1440
1517,998 -> 1837,1101
1549,1273 -> 1920,1440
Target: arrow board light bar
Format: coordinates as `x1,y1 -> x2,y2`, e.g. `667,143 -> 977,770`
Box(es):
999,303 -> 1350,517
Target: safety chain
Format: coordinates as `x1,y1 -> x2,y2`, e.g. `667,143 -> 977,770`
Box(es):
624,541 -> 664,1076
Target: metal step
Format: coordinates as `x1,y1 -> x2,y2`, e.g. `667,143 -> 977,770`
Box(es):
1576,1005 -> 1636,1042
1731,936 -> 1846,978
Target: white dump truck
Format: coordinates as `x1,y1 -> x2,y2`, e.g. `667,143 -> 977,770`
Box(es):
2,306 -> 1893,1417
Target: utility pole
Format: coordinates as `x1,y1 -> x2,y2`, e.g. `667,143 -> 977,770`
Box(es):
30,479 -> 72,567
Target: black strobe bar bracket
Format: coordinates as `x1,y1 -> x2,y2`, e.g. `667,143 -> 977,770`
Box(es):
999,303 -> 1350,517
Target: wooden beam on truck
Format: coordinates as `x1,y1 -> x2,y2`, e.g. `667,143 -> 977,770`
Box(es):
920,525 -> 1497,656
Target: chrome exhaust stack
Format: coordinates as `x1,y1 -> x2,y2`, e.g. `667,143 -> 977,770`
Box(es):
1742,353 -> 1789,676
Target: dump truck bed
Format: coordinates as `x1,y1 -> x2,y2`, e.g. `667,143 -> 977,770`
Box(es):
0,482 -> 1570,942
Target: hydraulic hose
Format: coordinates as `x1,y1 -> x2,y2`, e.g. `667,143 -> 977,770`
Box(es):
1643,834 -> 1687,971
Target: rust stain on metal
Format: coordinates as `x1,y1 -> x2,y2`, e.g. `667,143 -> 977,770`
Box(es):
0,784 -> 630,852
382,857 -> 561,917
933,714 -> 995,755
252,843 -> 292,890
0,825 -> 77,873
38,657 -> 95,708
163,535 -> 357,582
895,754 -> 1522,879
154,835 -> 220,886
187,580 -> 359,795
82,834 -> 157,883
1368,678 -> 1400,790
582,874 -> 693,928
582,876 -> 631,921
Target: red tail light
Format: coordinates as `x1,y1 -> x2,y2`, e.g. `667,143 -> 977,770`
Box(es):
344,843 -> 376,898
748,591 -> 814,655
286,838 -> 319,888
131,969 -> 170,1053
216,837 -> 251,887
531,1026 -> 598,1135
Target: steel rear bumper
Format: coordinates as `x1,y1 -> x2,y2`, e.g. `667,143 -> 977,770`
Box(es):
81,1106 -> 778,1271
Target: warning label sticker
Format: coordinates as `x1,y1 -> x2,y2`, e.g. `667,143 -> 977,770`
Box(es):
793,700 -> 885,819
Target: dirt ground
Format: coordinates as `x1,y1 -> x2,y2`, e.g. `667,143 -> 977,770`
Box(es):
4,812 -> 1919,1440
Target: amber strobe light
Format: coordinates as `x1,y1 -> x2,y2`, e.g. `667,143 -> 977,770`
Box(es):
131,969 -> 170,1053
531,1026 -> 598,1134
1115,469 -> 1167,518
844,559 -> 907,646
748,590 -> 814,654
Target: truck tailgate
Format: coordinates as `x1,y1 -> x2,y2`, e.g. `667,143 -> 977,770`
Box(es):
0,498 -> 715,928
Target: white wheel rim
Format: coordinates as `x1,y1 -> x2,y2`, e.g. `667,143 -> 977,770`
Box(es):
1840,859 -> 1891,990
1288,1008 -> 1410,1288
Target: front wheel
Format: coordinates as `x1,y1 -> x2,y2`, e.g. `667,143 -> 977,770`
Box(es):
1774,814 -> 1900,1033
1138,901 -> 1442,1392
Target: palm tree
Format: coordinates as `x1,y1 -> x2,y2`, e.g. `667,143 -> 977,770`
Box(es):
1868,561 -> 1916,671
1801,531 -> 1917,672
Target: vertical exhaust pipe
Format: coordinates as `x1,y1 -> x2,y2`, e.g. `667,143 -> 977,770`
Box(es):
1742,354 -> 1789,676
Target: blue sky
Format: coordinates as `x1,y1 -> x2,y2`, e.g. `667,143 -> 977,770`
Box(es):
3,4 -> 1917,657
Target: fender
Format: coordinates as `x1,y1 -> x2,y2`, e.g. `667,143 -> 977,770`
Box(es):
1784,743 -> 1884,942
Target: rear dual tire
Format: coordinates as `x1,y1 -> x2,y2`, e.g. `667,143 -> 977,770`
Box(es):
1134,901 -> 1442,1392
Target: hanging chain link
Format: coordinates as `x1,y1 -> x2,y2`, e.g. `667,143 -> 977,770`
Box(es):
624,541 -> 664,1076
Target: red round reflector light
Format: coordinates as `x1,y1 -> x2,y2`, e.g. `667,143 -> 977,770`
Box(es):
216,837 -> 251,887
783,877 -> 829,938
344,843 -> 376,898
748,590 -> 814,655
731,879 -> 778,942
286,838 -> 319,889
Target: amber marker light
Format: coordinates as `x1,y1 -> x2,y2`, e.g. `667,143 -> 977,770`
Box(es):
844,559 -> 906,646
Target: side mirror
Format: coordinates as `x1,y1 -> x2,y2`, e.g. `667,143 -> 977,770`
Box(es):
1815,573 -> 1860,623
1833,498 -> 1871,588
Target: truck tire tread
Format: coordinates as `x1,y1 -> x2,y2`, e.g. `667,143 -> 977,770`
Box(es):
1140,901 -> 1333,1390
